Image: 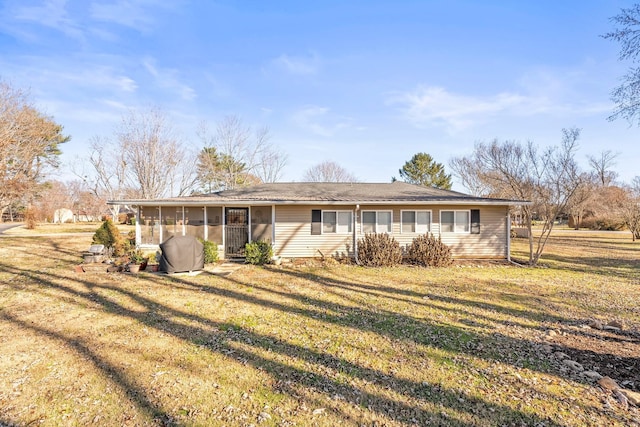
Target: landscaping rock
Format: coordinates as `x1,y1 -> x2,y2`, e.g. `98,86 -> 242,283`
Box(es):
588,320 -> 603,330
614,389 -> 629,410
563,359 -> 584,371
582,370 -> 603,381
553,351 -> 570,360
599,376 -> 621,391
620,389 -> 640,407
607,320 -> 625,330
539,344 -> 553,354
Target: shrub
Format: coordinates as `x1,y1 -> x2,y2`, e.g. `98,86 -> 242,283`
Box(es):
92,219 -> 128,256
245,240 -> 273,265
406,232 -> 452,267
200,239 -> 219,264
580,216 -> 626,231
24,207 -> 37,230
357,233 -> 403,267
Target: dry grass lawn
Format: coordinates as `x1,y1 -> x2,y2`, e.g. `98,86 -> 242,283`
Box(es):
0,225 -> 639,426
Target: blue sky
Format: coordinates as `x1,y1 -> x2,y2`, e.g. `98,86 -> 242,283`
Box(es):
1,0 -> 638,190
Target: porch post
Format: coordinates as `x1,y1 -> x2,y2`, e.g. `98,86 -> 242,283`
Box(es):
506,208 -> 511,262
158,206 -> 163,243
221,206 -> 226,256
135,206 -> 141,246
271,204 -> 276,248
203,206 -> 208,241
248,206 -> 252,243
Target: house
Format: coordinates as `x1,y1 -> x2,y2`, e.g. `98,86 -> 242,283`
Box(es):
108,182 -> 528,261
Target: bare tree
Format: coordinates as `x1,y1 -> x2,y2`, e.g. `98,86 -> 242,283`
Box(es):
0,81 -> 69,221
450,128 -> 582,265
255,143 -> 288,183
82,108 -> 197,217
302,160 -> 359,182
603,5 -> 640,124
197,116 -> 287,191
33,180 -> 74,222
66,180 -> 105,221
619,176 -> 640,241
117,108 -> 196,198
587,150 -> 619,187
78,136 -> 129,220
565,172 -> 597,229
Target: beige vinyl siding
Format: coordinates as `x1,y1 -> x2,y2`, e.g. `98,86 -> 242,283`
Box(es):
274,205 -> 356,258
357,205 -> 506,258
435,205 -> 508,258
274,204 -> 508,260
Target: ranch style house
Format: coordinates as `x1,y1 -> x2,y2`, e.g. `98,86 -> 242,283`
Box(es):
109,182 -> 528,262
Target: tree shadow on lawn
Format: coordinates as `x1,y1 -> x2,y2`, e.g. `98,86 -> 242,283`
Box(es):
267,267 -> 640,388
533,252 -> 639,281
270,267 -> 585,331
0,262 -> 623,426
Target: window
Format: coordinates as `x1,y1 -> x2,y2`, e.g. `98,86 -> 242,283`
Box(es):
322,211 -> 352,234
362,210 -> 392,233
311,209 -> 321,235
440,210 -> 470,233
401,210 -> 431,233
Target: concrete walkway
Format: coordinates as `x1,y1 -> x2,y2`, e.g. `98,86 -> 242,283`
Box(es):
206,262 -> 244,277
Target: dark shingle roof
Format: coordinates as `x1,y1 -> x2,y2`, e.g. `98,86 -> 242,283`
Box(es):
110,182 -> 527,206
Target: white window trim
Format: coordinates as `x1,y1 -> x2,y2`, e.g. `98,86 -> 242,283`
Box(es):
400,210 -> 432,234
361,210 -> 393,234
440,210 -> 471,234
322,210 -> 353,234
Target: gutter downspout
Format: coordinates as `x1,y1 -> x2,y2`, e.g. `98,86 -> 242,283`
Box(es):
354,204 -> 360,265
506,209 -> 511,263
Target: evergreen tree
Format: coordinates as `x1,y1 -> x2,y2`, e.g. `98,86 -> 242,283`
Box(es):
398,153 -> 452,189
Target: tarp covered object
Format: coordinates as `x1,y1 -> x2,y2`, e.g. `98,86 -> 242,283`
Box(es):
159,235 -> 204,273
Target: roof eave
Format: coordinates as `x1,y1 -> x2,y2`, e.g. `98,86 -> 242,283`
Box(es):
108,199 -> 530,207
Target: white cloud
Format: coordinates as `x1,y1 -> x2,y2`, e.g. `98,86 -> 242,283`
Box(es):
1,0 -> 85,41
89,0 -> 175,31
291,105 -> 352,137
390,83 -> 612,133
142,57 -> 196,101
272,52 -> 321,76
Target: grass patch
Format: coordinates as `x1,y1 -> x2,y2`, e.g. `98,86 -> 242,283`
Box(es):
0,226 -> 638,425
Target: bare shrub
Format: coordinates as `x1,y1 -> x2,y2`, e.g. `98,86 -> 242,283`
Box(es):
357,233 -> 403,267
406,233 -> 452,267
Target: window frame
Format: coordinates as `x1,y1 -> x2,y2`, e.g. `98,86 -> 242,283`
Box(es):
321,210 -> 352,234
440,210 -> 471,234
400,210 -> 432,234
361,210 -> 393,234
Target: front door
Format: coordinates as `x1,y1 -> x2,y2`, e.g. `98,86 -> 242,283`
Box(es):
225,208 -> 249,257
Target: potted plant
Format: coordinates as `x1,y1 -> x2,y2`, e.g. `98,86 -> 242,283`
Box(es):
146,251 -> 161,272
127,249 -> 147,273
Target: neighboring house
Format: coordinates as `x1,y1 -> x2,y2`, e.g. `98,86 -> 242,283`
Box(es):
108,182 -> 528,261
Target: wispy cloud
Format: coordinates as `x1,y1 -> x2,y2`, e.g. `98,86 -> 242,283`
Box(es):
142,57 -> 196,101
390,82 -> 612,133
291,105 -> 352,137
1,0 -> 85,41
390,86 -> 528,131
89,0 -> 182,32
271,52 -> 321,76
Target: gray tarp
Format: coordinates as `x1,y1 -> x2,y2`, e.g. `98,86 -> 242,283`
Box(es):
159,235 -> 204,273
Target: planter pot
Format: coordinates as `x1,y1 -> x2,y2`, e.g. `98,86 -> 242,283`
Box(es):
128,263 -> 141,273
147,264 -> 159,272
